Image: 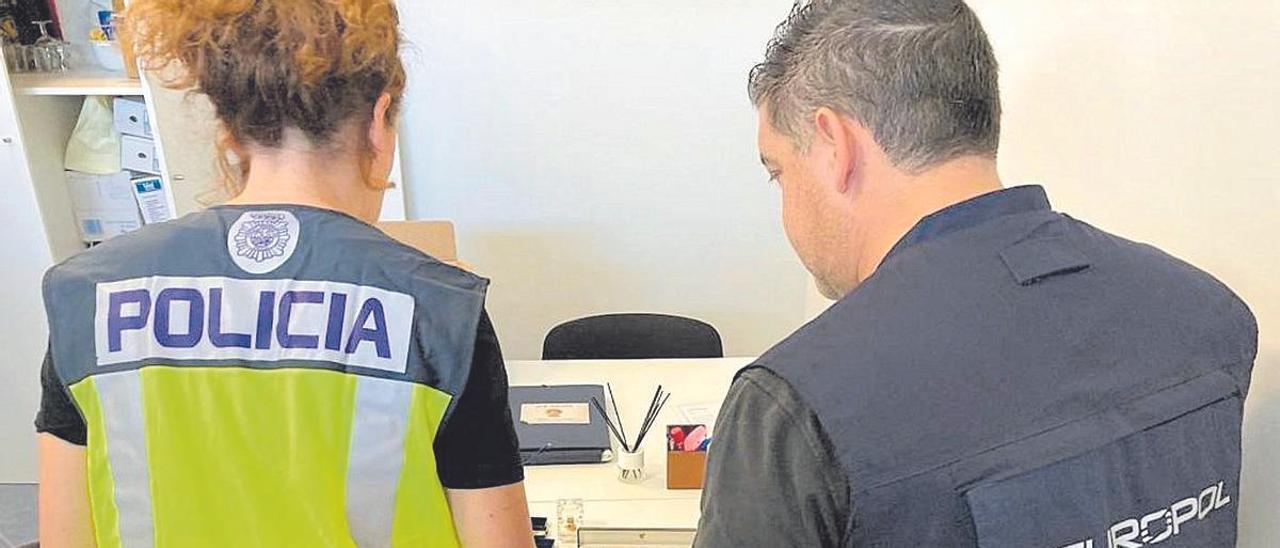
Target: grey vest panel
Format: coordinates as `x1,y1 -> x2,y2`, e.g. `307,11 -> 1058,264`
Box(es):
43,205 -> 487,404
755,210 -> 1257,547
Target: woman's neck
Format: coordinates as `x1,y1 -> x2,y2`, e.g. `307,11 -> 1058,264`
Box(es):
226,150 -> 386,223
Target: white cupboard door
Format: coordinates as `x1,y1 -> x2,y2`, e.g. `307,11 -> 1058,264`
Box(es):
141,67 -> 222,216
0,60 -> 54,483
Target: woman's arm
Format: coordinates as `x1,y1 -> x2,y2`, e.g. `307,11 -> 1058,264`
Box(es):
447,482 -> 534,548
39,433 -> 95,547
436,311 -> 532,546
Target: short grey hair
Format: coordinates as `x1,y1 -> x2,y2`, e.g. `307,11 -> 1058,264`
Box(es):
749,0 -> 1001,173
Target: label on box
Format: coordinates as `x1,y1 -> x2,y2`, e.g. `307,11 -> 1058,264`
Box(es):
520,403 -> 590,425
131,175 -> 173,224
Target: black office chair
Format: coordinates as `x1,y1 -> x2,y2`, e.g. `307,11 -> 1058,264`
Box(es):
541,313 -> 724,360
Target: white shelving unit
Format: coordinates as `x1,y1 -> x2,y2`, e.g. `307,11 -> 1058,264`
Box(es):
11,70 -> 143,96
0,0 -> 407,482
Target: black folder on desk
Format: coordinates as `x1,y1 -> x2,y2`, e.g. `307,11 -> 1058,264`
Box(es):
509,384 -> 614,465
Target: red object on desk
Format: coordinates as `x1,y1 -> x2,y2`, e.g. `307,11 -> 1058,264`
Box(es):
668,426 -> 686,451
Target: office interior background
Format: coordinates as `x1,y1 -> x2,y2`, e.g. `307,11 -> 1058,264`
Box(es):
1,0 -> 1276,545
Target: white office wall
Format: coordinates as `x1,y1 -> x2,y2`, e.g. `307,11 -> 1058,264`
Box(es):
970,2 -> 1280,546
398,1 -> 808,360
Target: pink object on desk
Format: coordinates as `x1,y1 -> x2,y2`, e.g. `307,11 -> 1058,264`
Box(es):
683,425 -> 708,452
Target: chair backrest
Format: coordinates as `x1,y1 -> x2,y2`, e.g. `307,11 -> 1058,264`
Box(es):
542,313 -> 723,360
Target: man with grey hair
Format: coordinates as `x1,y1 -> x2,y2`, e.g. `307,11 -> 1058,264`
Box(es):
695,1 -> 1257,547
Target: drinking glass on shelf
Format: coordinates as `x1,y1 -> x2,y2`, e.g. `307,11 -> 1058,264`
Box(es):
2,37 -> 21,73
32,21 -> 69,72
20,44 -> 38,73
3,39 -> 35,73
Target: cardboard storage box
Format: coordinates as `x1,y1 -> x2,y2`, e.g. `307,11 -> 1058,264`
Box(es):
66,170 -> 143,242
377,221 -> 464,268
667,451 -> 707,490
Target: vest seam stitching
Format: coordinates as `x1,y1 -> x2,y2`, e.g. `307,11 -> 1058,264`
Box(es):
851,364 -> 1248,494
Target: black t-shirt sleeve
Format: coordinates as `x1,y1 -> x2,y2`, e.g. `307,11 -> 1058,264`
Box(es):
433,310 -> 525,490
694,367 -> 852,548
34,343 -> 88,446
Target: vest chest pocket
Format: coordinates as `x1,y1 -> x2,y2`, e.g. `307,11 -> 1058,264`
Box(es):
959,371 -> 1243,548
999,234 -> 1091,286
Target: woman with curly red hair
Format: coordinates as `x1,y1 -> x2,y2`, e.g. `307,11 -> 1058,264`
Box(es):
35,1 -> 533,546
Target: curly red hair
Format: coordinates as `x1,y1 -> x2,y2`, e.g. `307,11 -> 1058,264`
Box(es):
124,0 -> 406,193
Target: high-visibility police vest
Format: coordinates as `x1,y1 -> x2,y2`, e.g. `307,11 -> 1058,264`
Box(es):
754,187 -> 1257,547
44,206 -> 487,547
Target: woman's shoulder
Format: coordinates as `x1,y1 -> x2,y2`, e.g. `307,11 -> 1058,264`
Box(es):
46,209 -> 223,284
298,209 -> 490,297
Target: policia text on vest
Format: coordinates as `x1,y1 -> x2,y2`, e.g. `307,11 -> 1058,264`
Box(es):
100,277 -> 412,374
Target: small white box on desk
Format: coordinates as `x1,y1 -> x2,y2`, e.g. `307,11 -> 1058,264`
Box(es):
120,134 -> 161,174
66,170 -> 143,242
113,97 -> 152,138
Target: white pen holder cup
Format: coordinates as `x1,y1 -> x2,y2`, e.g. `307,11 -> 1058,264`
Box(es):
617,449 -> 646,483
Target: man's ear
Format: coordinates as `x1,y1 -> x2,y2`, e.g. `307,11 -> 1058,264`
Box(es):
368,92 -> 396,156
813,107 -> 858,194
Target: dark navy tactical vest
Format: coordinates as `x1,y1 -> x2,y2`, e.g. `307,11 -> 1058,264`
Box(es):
753,187 -> 1257,548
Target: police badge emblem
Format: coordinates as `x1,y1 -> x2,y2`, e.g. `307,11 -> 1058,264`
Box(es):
227,211 -> 301,274
235,214 -> 291,262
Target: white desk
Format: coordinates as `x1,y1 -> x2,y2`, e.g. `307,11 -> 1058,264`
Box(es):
507,358 -> 751,534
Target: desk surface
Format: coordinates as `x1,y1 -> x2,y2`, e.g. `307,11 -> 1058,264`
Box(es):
508,358 -> 751,533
